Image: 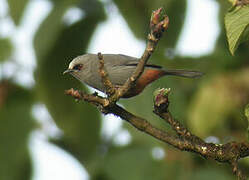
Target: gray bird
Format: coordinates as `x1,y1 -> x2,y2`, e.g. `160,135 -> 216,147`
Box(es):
64,54 -> 202,98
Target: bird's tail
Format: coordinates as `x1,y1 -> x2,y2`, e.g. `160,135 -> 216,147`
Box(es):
163,69 -> 203,78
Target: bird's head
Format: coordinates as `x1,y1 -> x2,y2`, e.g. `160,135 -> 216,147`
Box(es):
63,54 -> 92,82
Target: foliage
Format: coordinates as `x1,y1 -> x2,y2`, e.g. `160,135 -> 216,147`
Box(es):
0,0 -> 248,179
0,38 -> 12,62
0,82 -> 34,180
7,0 -> 30,25
225,4 -> 249,55
245,104 -> 249,139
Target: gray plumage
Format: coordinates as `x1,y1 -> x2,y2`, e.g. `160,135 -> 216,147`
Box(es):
65,54 -> 202,94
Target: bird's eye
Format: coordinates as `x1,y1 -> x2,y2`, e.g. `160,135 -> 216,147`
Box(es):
73,64 -> 83,71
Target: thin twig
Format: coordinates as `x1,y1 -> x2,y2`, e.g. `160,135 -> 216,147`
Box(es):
97,52 -> 116,97
152,88 -> 204,142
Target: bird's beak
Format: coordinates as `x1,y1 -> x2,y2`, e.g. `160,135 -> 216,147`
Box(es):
63,69 -> 75,75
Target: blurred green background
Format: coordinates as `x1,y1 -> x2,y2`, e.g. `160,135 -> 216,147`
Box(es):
0,0 -> 249,179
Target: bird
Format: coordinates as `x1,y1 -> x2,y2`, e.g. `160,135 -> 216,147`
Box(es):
64,54 -> 202,98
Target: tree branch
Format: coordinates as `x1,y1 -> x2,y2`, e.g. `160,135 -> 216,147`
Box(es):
65,8 -> 249,180
65,87 -> 249,180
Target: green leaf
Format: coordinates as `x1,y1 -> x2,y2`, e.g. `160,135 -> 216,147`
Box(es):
0,38 -> 13,62
225,5 -> 249,55
7,0 -> 30,25
245,104 -> 249,119
0,82 -> 34,180
245,104 -> 249,139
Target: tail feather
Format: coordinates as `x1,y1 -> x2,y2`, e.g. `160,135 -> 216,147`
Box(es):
164,69 -> 203,78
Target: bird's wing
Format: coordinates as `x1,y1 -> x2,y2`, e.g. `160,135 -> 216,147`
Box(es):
102,54 -> 162,85
103,54 -> 162,69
